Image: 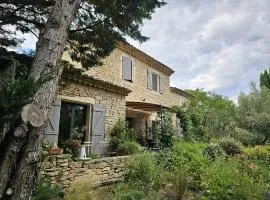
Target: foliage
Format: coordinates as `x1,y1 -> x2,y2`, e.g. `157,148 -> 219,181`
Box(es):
0,51 -> 53,135
1,1 -> 166,69
41,141 -> 54,159
32,176 -> 64,200
64,178 -> 96,200
202,143 -> 223,160
260,68 -> 270,89
109,119 -> 140,155
172,141 -> 208,193
113,183 -> 163,200
219,138 -> 243,156
200,158 -> 267,200
125,152 -> 167,190
174,89 -> 236,142
244,145 -> 270,161
156,148 -> 176,171
237,84 -> 270,143
155,109 -> 176,148
232,127 -> 265,146
89,140 -> 270,200
117,141 -> 142,156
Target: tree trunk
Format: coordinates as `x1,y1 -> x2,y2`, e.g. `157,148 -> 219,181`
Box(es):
0,0 -> 81,199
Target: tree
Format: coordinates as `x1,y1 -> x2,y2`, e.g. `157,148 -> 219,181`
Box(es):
174,89 -> 237,141
237,83 -> 270,144
0,1 -> 166,199
260,69 -> 270,89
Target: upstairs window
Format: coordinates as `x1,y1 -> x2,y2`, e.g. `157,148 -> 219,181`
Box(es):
148,69 -> 165,93
122,56 -> 132,82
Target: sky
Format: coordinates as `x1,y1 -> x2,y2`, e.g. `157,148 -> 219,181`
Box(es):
19,0 -> 270,101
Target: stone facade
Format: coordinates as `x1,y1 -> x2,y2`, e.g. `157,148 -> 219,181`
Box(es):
40,155 -> 128,190
85,45 -> 190,108
57,77 -> 127,141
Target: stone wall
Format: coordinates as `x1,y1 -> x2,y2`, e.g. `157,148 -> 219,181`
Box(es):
40,155 -> 128,189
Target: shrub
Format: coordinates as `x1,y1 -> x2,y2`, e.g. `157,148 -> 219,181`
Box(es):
201,158 -> 267,200
32,177 -> 64,200
232,127 -> 265,146
125,152 -> 166,189
117,141 -> 142,155
167,170 -> 192,200
155,109 -> 175,148
244,145 -> 270,161
64,178 -> 96,200
156,148 -> 176,171
113,183 -> 163,200
202,143 -> 223,160
109,119 -> 137,153
219,138 -> 242,156
173,141 -> 208,192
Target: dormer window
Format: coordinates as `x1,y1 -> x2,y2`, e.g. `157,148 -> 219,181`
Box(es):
122,56 -> 132,82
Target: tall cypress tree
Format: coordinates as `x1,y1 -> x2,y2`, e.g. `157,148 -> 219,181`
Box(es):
260,69 -> 270,89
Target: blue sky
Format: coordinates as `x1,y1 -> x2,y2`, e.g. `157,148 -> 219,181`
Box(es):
19,0 -> 270,101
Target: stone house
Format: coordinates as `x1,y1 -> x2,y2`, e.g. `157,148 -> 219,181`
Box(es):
44,42 -> 192,155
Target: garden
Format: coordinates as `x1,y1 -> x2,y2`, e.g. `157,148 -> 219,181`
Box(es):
34,78 -> 270,200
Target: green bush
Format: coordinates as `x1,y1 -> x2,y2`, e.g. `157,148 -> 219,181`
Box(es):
109,119 -> 137,153
117,141 -> 142,155
113,183 -> 163,200
232,127 -> 265,146
125,152 -> 166,189
201,158 -> 267,200
167,169 -> 192,200
173,141 -> 208,193
219,138 -> 242,156
32,176 -> 64,200
202,143 -> 223,160
156,148 -> 176,171
244,145 -> 270,161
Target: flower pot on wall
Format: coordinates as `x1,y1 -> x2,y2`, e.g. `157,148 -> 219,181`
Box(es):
49,147 -> 64,155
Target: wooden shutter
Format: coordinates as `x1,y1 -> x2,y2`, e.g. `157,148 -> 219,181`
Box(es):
176,118 -> 183,137
159,76 -> 165,93
122,56 -> 132,81
44,99 -> 61,144
147,69 -> 153,89
91,104 -> 106,155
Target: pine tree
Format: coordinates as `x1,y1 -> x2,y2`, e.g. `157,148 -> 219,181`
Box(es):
0,1 -> 166,199
259,69 -> 270,89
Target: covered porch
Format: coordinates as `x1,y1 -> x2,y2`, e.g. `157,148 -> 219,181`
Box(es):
125,101 -> 166,147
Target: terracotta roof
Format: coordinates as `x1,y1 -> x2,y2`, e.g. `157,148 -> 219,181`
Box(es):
170,87 -> 193,99
117,42 -> 175,76
61,68 -> 131,96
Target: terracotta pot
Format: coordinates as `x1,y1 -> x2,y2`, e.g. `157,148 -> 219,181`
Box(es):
49,147 -> 64,155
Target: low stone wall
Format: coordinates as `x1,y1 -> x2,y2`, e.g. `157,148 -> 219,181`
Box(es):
40,155 -> 128,189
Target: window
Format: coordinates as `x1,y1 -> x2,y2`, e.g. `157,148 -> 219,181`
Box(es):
147,69 -> 165,93
122,56 -> 132,81
152,73 -> 158,91
58,102 -> 87,146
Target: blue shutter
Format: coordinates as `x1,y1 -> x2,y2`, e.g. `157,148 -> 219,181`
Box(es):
147,69 -> 153,89
44,99 -> 61,144
122,56 -> 132,81
91,104 -> 106,155
159,76 -> 165,93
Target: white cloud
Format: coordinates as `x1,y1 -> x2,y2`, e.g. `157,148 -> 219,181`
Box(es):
128,0 -> 270,100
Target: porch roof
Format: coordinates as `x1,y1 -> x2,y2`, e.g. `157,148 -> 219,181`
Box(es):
126,101 -> 168,111
61,68 -> 132,96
